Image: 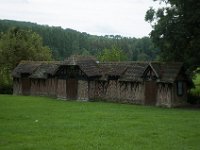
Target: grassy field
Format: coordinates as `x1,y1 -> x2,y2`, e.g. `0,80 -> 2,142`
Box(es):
0,95 -> 200,150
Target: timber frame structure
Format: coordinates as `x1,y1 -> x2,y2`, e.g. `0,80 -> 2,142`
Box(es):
12,55 -> 189,107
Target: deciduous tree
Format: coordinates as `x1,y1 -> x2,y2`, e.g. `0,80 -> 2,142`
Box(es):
145,0 -> 200,67
97,46 -> 128,62
0,27 -> 52,92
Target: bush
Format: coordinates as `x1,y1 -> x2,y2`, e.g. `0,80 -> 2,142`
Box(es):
187,93 -> 200,104
0,84 -> 13,94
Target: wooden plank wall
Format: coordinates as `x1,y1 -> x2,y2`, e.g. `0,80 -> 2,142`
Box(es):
77,80 -> 88,101
88,81 -> 96,99
47,78 -> 57,97
13,78 -> 22,95
105,80 -> 119,102
94,81 -> 104,99
172,82 -> 187,107
30,80 -> 37,95
119,82 -> 144,104
156,83 -> 172,107
31,80 -> 48,96
93,80 -> 145,104
57,79 -> 66,99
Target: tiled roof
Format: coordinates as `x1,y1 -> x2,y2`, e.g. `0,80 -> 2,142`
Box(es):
120,63 -> 149,82
12,57 -> 186,83
153,62 -> 184,83
99,62 -> 128,76
12,61 -> 42,78
30,62 -> 61,79
63,55 -> 100,77
12,61 -> 61,78
99,62 -> 149,81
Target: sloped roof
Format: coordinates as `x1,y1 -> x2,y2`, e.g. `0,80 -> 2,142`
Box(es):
12,61 -> 61,78
63,55 -> 100,77
114,61 -> 184,83
12,58 -> 186,83
30,62 -> 61,79
98,62 -> 149,81
119,62 -> 149,82
159,62 -> 184,83
99,62 -> 128,76
12,61 -> 42,78
150,62 -> 184,83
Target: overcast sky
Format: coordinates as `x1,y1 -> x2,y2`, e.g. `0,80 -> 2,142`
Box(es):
0,0 -> 160,38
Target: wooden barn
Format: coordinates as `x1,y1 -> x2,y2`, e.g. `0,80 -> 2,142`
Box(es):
12,61 -> 41,95
94,62 -> 148,104
12,61 -> 61,97
12,56 -> 189,107
143,62 -> 189,107
55,55 -> 101,100
118,62 -> 149,104
29,62 -> 61,97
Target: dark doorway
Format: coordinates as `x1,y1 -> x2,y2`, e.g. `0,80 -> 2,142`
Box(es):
145,81 -> 157,105
66,79 -> 78,99
22,77 -> 31,95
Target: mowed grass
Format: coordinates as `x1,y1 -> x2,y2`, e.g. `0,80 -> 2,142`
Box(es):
0,95 -> 200,150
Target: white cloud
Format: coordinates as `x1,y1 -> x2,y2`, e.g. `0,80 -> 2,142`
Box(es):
0,0 -> 160,37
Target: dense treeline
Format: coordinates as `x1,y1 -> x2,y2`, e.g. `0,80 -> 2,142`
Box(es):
0,19 -> 159,61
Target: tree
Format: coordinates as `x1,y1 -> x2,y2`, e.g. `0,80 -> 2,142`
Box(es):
80,48 -> 91,56
97,46 -> 128,62
137,53 -> 149,61
145,0 -> 200,67
0,27 -> 52,93
0,19 -> 159,62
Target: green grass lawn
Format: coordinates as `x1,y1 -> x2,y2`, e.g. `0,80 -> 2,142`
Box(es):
0,95 -> 200,150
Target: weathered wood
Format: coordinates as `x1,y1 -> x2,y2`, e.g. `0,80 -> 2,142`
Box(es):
88,80 -> 95,99
66,79 -> 78,99
12,59 -> 189,107
57,79 -> 66,99
77,80 -> 88,101
119,82 -> 144,104
145,81 -> 157,105
47,78 -> 57,97
21,77 -> 31,95
156,83 -> 172,107
13,78 -> 22,95
172,82 -> 187,107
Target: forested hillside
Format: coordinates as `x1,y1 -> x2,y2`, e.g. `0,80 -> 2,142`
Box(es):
0,19 -> 159,61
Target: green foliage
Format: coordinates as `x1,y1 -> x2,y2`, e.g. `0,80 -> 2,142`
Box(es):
190,68 -> 200,97
137,53 -> 149,61
0,28 -> 52,93
97,46 -> 128,62
145,0 -> 200,67
0,27 -> 51,68
0,95 -> 200,150
145,7 -> 155,23
0,19 -> 159,61
79,48 -> 91,56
